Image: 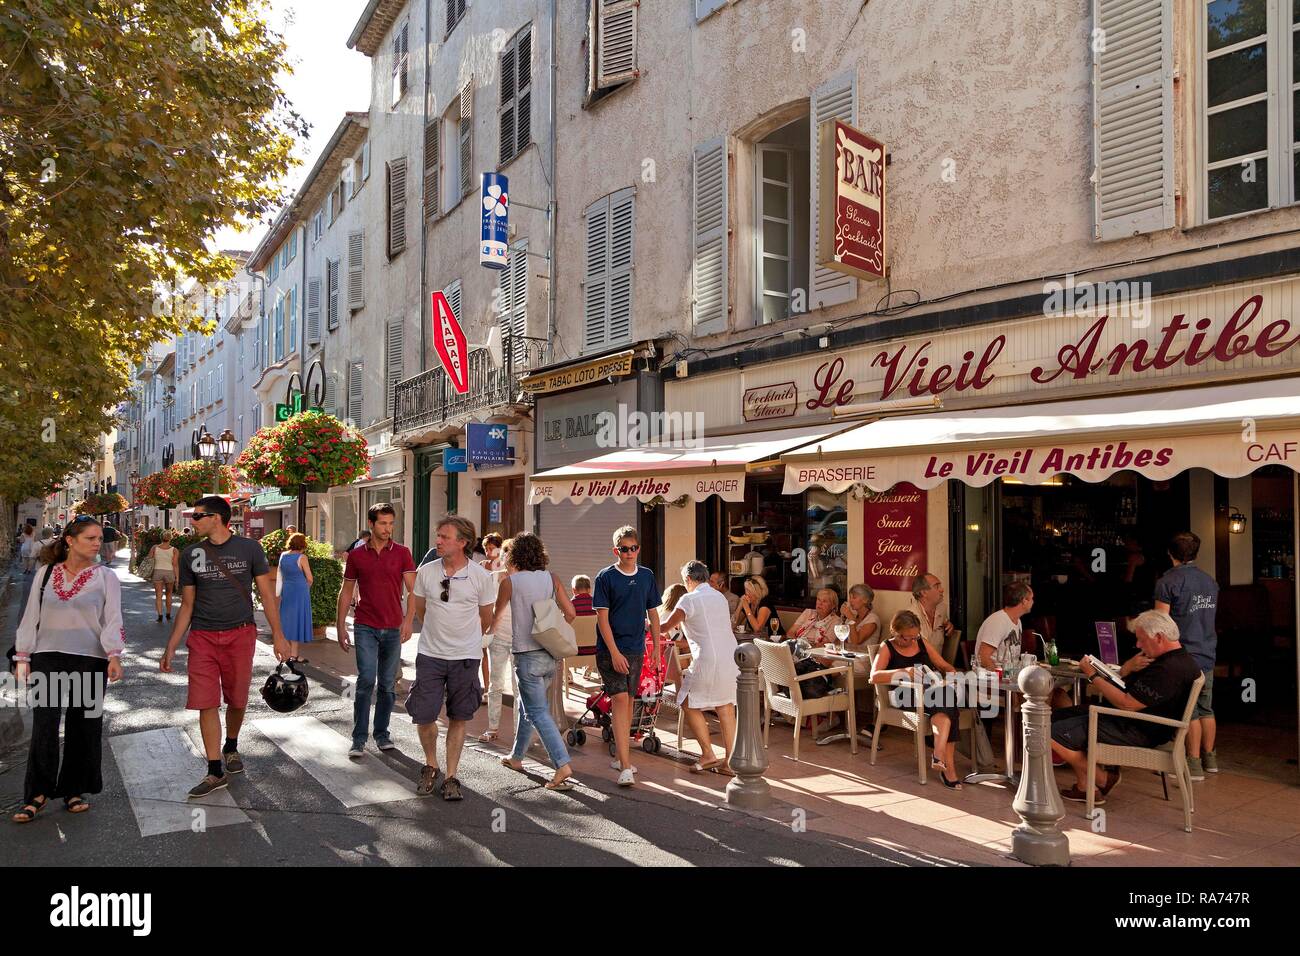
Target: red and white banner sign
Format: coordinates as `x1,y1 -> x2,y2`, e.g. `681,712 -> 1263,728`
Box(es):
861,483 -> 927,591
431,290 -> 469,394
817,119 -> 886,281
529,472 -> 747,507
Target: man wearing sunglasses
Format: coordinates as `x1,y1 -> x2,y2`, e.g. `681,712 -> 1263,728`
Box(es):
402,514 -> 495,800
592,525 -> 662,787
161,496 -> 288,798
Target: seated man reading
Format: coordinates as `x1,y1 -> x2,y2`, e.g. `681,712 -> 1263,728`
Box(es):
1050,609 -> 1201,804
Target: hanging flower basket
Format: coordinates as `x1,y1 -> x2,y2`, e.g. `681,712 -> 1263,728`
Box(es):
134,471 -> 179,508
139,460 -> 238,507
238,409 -> 370,492
73,492 -> 129,516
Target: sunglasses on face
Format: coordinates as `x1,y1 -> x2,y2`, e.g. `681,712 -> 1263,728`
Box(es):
440,577 -> 452,602
616,545 -> 639,554
190,512 -> 213,521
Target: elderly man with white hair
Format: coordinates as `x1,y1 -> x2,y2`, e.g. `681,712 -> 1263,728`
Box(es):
1049,609 -> 1201,804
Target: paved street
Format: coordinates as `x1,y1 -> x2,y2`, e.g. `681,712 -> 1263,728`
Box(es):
0,557 -> 969,867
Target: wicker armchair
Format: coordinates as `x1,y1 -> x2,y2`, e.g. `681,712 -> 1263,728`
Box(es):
754,639 -> 855,761
1085,672 -> 1205,833
870,673 -> 975,784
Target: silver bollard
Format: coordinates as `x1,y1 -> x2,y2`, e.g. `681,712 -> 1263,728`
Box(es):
1010,664 -> 1071,866
726,642 -> 771,809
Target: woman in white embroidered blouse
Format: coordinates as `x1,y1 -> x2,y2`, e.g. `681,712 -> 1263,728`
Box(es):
11,517 -> 125,824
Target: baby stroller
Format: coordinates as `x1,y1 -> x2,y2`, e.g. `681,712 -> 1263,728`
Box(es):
566,630 -> 671,755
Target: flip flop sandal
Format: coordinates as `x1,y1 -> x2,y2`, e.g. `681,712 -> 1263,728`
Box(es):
64,796 -> 90,813
690,761 -> 724,774
501,757 -> 527,773
479,730 -> 500,743
545,777 -> 577,791
440,777 -> 464,801
12,796 -> 47,824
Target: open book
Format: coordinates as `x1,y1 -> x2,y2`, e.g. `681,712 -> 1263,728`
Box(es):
1082,655 -> 1126,690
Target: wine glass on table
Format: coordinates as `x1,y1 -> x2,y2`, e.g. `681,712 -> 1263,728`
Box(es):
768,617 -> 781,641
834,624 -> 850,655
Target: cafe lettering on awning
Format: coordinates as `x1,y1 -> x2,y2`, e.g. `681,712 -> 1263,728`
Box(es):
817,119 -> 886,282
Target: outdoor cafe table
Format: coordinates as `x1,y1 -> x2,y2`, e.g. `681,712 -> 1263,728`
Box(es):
808,645 -> 870,747
962,660 -> 1087,787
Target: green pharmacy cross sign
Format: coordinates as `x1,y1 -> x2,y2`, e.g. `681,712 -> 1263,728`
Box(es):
275,392 -> 305,422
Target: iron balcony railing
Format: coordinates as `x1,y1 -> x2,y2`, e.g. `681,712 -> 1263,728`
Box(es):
393,335 -> 549,435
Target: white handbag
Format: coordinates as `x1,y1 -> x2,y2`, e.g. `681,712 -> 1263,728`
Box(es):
531,574 -> 577,660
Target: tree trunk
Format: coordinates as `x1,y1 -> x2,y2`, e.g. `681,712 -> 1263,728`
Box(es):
0,495 -> 14,565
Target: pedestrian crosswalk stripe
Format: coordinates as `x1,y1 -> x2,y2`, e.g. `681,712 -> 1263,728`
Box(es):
109,727 -> 250,837
253,714 -> 415,808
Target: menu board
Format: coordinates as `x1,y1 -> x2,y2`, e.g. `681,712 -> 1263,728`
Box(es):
861,483 -> 927,591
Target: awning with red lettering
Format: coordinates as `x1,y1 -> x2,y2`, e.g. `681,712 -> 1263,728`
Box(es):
781,376 -> 1300,494
529,424 -> 851,506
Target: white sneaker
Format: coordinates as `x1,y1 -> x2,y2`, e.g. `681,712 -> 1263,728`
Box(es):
617,768 -> 636,787
609,759 -> 637,773
348,745 -> 365,758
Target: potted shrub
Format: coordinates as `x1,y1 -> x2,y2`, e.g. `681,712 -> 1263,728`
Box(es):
74,492 -> 129,516
305,539 -> 343,637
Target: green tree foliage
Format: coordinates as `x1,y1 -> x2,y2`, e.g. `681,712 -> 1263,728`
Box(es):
0,0 -> 306,502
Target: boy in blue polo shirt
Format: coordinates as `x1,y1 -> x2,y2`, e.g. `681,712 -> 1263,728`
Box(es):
593,525 -> 661,787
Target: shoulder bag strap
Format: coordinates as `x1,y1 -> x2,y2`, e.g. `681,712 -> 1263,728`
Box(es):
34,561 -> 56,632
201,542 -> 257,618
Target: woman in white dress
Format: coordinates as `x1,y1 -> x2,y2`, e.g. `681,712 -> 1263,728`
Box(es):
659,561 -> 740,774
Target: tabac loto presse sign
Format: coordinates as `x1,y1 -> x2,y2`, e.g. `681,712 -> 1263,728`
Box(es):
817,119 -> 886,282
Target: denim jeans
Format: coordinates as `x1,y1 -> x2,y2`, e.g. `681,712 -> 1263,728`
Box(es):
509,649 -> 570,769
353,625 -> 401,747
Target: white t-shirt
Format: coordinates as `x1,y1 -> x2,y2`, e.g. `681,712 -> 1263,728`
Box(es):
413,558 -> 496,660
976,609 -> 1022,662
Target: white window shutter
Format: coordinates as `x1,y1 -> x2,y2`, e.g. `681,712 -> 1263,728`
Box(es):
809,72 -> 859,310
348,360 -> 364,424
361,141 -> 371,181
1092,0 -> 1173,240
388,159 -> 407,257
385,319 -> 404,418
500,240 -> 528,366
607,188 -> 634,345
306,277 -> 321,345
458,79 -> 473,198
347,230 -> 365,309
583,196 -> 610,352
324,372 -> 337,417
696,0 -> 727,21
445,279 -> 463,323
692,136 -> 728,336
327,259 -> 340,329
597,0 -> 638,89
423,120 -> 440,219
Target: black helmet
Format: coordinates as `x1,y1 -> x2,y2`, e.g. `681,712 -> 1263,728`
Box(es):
261,660 -> 309,713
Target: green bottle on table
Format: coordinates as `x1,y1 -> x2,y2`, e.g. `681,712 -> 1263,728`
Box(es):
1047,639 -> 1059,666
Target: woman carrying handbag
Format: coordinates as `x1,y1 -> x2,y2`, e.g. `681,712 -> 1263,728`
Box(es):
492,532 -> 578,791
12,517 -> 125,823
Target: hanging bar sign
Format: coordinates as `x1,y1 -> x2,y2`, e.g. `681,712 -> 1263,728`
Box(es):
480,172 -> 509,270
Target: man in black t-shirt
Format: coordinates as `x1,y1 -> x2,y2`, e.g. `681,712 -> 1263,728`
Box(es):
161,496 -> 288,798
1051,609 -> 1201,804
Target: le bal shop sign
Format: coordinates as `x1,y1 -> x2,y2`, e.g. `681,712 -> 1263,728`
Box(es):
748,291 -> 1300,415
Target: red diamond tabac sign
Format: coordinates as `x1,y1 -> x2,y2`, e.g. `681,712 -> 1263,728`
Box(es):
431,290 -> 469,395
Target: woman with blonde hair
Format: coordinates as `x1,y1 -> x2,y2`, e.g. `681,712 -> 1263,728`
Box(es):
146,529 -> 180,623
733,574 -> 780,636
480,538 -> 515,743
871,610 -> 964,790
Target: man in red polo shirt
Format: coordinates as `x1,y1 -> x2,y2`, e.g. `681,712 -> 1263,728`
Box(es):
337,503 -> 416,757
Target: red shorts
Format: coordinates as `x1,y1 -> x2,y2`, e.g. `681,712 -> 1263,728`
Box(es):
186,624 -> 258,711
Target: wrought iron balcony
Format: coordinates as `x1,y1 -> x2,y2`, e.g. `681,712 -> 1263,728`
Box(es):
393,335 -> 549,436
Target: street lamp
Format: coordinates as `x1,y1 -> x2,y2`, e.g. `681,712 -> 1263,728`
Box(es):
218,428 -> 237,458
196,427 -> 217,460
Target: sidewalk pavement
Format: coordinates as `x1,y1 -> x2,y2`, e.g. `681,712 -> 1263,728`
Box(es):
152,557 -> 1300,867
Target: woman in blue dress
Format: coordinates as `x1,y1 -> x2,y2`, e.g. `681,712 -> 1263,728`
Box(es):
278,533 -> 315,662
